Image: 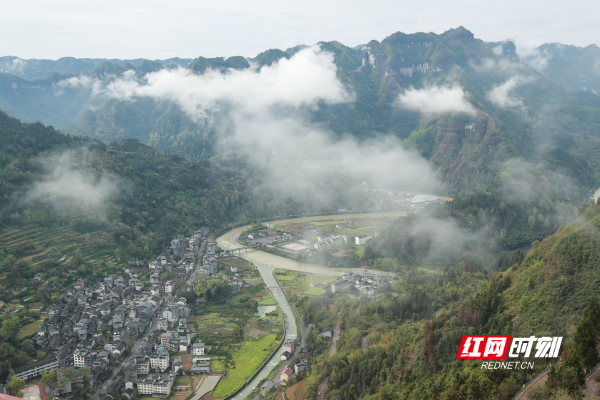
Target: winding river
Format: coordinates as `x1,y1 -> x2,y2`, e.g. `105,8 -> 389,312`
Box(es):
216,211 -> 408,399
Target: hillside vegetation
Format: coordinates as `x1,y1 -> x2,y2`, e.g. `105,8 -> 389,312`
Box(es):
305,203 -> 600,400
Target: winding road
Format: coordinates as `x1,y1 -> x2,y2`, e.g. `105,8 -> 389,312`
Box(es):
215,211 -> 409,399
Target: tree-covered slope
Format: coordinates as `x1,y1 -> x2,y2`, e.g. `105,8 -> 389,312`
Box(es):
313,203 -> 600,400
2,28 -> 600,197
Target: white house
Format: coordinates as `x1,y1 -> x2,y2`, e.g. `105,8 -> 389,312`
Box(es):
192,343 -> 205,356
355,234 -> 369,246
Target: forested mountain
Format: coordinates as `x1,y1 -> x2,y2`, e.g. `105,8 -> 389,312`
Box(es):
307,203 -> 600,400
0,56 -> 192,80
1,27 -> 599,196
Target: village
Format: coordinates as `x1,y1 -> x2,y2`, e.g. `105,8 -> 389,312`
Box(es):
2,210 -> 406,400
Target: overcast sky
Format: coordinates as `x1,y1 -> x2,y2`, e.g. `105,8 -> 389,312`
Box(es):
0,0 -> 597,60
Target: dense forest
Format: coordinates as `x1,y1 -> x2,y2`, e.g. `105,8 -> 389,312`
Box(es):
1,26 -> 600,400
295,203 -> 600,400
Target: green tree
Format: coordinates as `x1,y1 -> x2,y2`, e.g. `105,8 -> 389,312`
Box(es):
40,370 -> 56,388
207,274 -> 229,299
8,377 -> 25,397
2,317 -> 20,340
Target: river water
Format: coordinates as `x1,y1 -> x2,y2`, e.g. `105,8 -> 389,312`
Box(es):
216,211 -> 408,399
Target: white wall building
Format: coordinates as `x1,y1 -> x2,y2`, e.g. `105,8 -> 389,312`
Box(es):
192,342 -> 205,356
355,234 -> 369,246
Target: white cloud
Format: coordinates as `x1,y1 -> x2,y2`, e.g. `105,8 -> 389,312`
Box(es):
510,40 -> 552,72
84,46 -> 354,120
53,46 -> 441,196
27,150 -> 119,214
487,76 -> 533,108
397,85 -> 477,115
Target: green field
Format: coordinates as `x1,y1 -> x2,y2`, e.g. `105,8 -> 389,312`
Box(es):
310,221 -> 344,226
210,359 -> 226,373
303,287 -> 325,296
355,246 -> 365,257
275,275 -> 296,281
18,321 -> 42,339
311,274 -> 337,283
258,292 -> 276,306
212,333 -> 279,397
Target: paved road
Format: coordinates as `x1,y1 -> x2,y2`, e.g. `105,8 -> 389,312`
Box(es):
583,366 -> 600,397
91,313 -> 161,400
216,212 -> 408,277
330,312 -> 341,357
315,377 -> 329,400
210,258 -> 297,400
362,336 -> 367,351
300,317 -> 307,350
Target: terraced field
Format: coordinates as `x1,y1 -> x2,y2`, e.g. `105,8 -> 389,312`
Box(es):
0,218 -> 115,269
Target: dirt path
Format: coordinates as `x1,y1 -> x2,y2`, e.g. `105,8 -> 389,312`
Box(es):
286,381 -> 302,400
362,336 -> 367,351
517,372 -> 549,400
17,246 -> 56,262
583,365 -> 600,397
315,377 -> 329,400
330,311 -> 341,357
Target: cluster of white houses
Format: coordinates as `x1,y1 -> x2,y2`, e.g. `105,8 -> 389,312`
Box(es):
11,228 -> 219,400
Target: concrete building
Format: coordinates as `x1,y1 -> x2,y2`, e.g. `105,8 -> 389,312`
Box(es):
191,358 -> 210,374
331,281 -> 351,294
136,358 -> 150,375
355,234 -> 369,246
283,339 -> 294,354
280,367 -> 293,382
73,348 -> 97,368
13,355 -> 58,380
294,359 -> 310,374
150,349 -> 170,372
261,381 -> 274,396
137,373 -> 174,398
192,342 -> 205,356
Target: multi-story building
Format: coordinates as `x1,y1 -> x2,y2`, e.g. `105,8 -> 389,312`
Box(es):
137,373 -> 174,398
167,339 -> 179,352
135,357 -> 150,375
331,280 -> 351,294
150,349 -> 169,372
162,307 -> 179,323
355,234 -> 369,246
191,358 -> 210,374
192,342 -> 205,356
283,339 -> 295,354
73,348 -> 97,368
13,355 -> 58,380
157,318 -> 168,331
294,359 -> 310,374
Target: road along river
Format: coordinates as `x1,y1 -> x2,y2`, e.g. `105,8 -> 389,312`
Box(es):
216,211 -> 410,276
216,211 -> 409,399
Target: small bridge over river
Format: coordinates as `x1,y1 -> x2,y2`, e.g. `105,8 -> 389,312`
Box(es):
221,246 -> 257,256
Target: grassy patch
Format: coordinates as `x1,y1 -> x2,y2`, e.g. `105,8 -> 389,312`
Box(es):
18,321 -> 42,339
303,287 -> 325,296
311,274 -> 337,283
181,354 -> 191,371
310,221 -> 344,226
210,359 -> 226,373
355,246 -> 365,257
296,381 -> 311,400
258,292 -> 276,306
275,275 -> 296,281
212,334 -> 279,397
